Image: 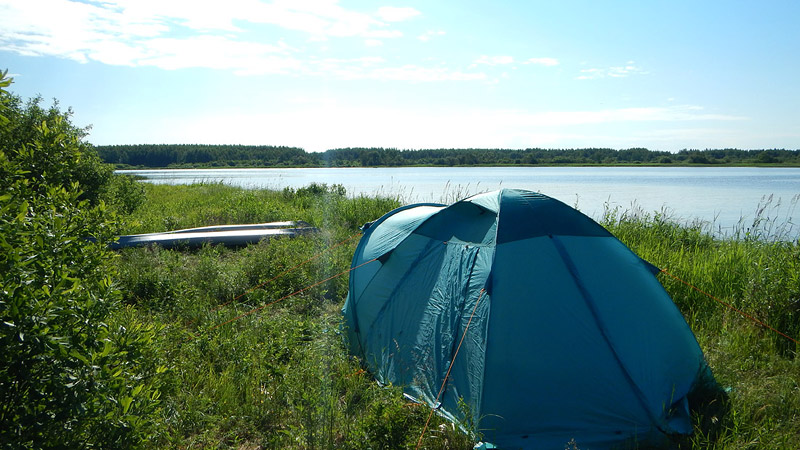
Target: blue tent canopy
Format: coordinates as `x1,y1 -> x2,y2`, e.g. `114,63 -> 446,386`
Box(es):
342,189 -> 713,449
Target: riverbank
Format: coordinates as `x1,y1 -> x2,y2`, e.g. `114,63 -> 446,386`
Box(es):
120,166 -> 800,242
114,182 -> 798,449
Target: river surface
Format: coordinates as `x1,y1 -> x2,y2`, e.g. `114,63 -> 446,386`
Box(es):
120,167 -> 800,240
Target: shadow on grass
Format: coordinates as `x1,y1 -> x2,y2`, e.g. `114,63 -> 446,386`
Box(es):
674,373 -> 732,449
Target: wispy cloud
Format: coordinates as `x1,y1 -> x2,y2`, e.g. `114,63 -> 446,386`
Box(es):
308,60 -> 486,82
577,61 -> 648,79
368,65 -> 487,82
0,0 -> 453,79
524,57 -> 559,66
473,55 -> 559,69
143,104 -> 746,152
497,105 -> 744,126
473,55 -> 515,66
376,6 -> 421,22
141,36 -> 299,73
418,30 -> 445,42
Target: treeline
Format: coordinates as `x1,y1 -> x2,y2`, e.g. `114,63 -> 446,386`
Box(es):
96,144 -> 317,167
321,147 -> 673,166
95,144 -> 800,168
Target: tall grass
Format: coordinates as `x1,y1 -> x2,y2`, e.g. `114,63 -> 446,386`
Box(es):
123,182 -> 399,235
112,182 -> 474,449
602,204 -> 799,449
113,182 -> 798,449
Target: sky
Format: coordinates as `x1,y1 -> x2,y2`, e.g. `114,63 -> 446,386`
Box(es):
1,0 -> 799,152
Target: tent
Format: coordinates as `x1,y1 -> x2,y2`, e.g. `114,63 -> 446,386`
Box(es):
342,189 -> 714,449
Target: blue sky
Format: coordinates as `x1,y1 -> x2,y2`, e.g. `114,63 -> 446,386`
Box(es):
2,0 -> 798,152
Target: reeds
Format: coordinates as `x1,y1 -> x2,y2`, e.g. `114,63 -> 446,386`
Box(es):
602,201 -> 799,449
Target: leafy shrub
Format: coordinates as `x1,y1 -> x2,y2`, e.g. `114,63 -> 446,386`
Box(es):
103,173 -> 146,215
0,94 -> 112,205
0,74 -> 162,448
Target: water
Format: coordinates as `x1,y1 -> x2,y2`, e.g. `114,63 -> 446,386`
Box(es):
120,167 -> 800,240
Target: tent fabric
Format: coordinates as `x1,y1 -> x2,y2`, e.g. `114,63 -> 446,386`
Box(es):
342,189 -> 712,449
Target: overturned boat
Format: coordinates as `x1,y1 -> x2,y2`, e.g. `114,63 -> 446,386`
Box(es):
111,221 -> 318,250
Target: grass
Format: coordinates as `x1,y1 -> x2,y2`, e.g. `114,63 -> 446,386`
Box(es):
111,182 -> 474,449
601,206 -> 800,449
111,182 -> 798,449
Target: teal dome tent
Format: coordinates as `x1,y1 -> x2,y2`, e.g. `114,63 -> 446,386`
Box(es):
342,189 -> 714,449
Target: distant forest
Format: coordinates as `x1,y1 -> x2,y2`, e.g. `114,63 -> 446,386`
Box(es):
95,144 -> 800,168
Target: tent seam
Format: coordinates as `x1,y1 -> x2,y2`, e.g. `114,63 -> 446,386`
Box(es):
550,234 -> 668,437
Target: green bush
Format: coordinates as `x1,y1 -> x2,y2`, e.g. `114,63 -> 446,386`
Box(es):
103,174 -> 147,216
0,94 -> 112,206
0,73 -> 163,448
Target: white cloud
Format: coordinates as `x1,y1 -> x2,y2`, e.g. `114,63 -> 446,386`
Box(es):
525,57 -> 559,66
306,59 -> 486,82
0,0 -> 414,73
418,30 -> 445,42
140,104 -> 745,153
362,29 -> 403,39
88,40 -> 150,67
376,6 -> 421,22
473,55 -> 515,66
367,65 -> 486,82
0,1 -> 529,83
140,36 -> 296,73
310,56 -> 386,77
109,0 -> 243,32
493,105 -> 745,127
101,0 -> 384,37
577,61 -> 648,79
